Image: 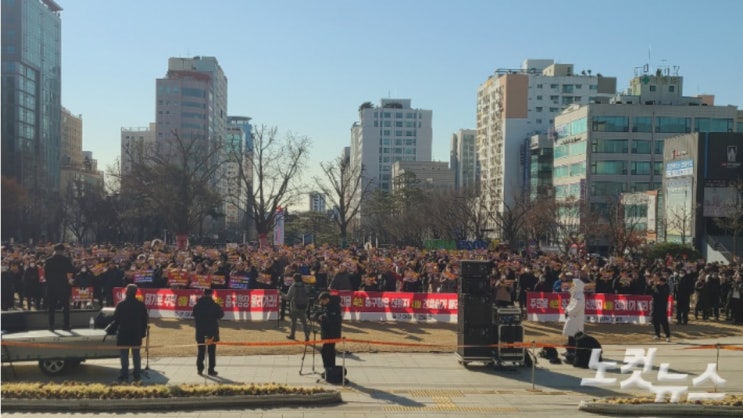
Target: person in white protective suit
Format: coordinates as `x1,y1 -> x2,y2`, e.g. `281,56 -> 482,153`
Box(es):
562,276 -> 586,363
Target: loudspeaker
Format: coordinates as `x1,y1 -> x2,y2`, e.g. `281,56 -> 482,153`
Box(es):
460,275 -> 491,295
458,295 -> 493,326
497,324 -> 524,361
457,325 -> 498,358
460,260 -> 492,277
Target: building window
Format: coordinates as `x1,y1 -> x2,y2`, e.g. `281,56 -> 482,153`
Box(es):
536,119 -> 542,124
562,85 -> 574,94
591,139 -> 628,153
695,118 -> 734,132
655,117 -> 691,133
550,84 -> 558,89
632,116 -> 653,132
631,140 -> 652,154
550,95 -> 559,101
649,85 -> 656,92
631,161 -> 651,175
549,107 -> 558,112
591,116 -> 629,132
668,85 -> 675,92
536,107 -> 543,112
536,95 -> 543,100
653,161 -> 663,175
536,84 -> 543,88
590,160 -> 627,175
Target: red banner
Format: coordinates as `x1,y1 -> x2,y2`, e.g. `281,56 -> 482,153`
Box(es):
71,287 -> 94,304
334,291 -> 457,322
113,288 -> 279,321
112,289 -> 458,322
526,292 -> 673,324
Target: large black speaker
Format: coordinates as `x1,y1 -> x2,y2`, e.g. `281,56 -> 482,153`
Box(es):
459,275 -> 491,295
460,260 -> 492,277
457,325 -> 498,359
458,295 -> 493,327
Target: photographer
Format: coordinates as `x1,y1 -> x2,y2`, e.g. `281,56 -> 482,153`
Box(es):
315,291 -> 342,372
283,273 -> 310,341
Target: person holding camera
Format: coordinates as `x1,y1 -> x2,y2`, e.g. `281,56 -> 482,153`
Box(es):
192,288 -> 224,376
283,273 -> 310,341
315,291 -> 342,372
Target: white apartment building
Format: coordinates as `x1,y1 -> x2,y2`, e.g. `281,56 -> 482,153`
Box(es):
552,69 -> 739,251
120,123 -> 157,176
450,129 -> 478,190
350,99 -> 433,194
309,191 -> 327,213
476,59 -> 616,238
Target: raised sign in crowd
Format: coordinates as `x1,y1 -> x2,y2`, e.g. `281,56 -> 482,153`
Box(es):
1,240 -> 742,325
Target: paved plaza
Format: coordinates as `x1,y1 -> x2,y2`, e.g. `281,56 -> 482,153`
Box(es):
2,335 -> 742,417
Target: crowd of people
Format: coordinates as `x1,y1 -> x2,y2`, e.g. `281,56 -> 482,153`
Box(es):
2,240 -> 742,326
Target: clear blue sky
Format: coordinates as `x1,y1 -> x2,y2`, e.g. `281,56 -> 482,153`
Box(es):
61,0 -> 743,180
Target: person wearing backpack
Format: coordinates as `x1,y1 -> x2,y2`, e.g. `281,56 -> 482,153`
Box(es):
284,273 -> 310,341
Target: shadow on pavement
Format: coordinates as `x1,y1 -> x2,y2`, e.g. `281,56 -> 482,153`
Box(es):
345,381 -> 426,407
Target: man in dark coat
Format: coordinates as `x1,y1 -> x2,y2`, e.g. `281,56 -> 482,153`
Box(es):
674,269 -> 695,325
316,291 -> 342,371
109,284 -> 148,382
192,288 -> 224,376
44,244 -> 76,331
651,275 -> 671,342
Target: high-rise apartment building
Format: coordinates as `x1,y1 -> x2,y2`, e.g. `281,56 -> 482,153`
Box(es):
552,69 -> 740,251
120,123 -> 157,176
1,0 -> 63,239
450,129 -> 478,190
476,59 -> 616,237
350,99 -> 433,194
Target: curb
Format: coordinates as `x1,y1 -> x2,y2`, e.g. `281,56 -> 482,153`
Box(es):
1,391 -> 342,412
578,400 -> 743,416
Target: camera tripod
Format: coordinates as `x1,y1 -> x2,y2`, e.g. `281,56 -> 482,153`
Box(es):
299,316 -> 320,376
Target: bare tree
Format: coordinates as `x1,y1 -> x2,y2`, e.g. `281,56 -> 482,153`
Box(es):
314,155 -> 372,247
120,131 -> 225,242
666,204 -> 696,245
226,126 -> 310,246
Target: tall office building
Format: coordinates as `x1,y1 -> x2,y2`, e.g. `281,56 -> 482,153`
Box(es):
1,0 -> 63,239
224,116 -> 254,233
552,68 -> 740,251
154,56 -> 228,233
350,98 -> 432,194
156,56 -> 227,147
450,129 -> 478,190
61,107 -> 83,169
476,59 -> 616,238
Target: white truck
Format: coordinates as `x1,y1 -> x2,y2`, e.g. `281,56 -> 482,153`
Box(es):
1,309 -> 119,375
